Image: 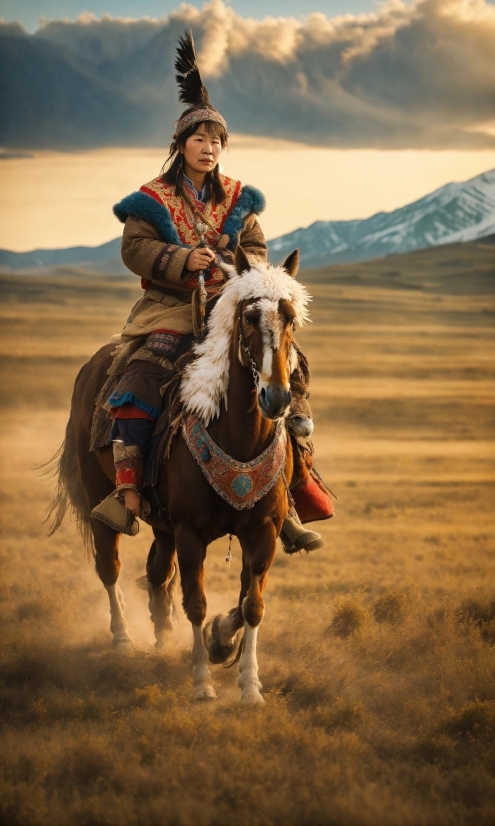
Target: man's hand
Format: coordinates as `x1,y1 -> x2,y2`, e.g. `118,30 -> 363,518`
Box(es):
186,246 -> 216,273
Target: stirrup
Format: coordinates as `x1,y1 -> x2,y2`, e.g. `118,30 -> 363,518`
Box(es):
280,512 -> 324,555
91,492 -> 139,536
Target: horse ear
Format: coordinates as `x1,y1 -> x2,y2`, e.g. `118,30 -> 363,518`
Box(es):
234,245 -> 251,276
282,249 -> 299,278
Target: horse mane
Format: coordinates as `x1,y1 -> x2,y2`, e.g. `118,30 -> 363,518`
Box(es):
180,262 -> 311,424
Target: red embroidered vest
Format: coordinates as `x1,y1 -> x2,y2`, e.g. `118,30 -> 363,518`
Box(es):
139,174 -> 242,290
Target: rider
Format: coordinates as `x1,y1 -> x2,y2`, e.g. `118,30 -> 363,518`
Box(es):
103,32 -> 328,553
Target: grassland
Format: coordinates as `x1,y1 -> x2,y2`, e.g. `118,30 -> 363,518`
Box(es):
1,240 -> 494,826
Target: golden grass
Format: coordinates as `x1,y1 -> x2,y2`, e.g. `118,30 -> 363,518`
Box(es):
0,248 -> 494,826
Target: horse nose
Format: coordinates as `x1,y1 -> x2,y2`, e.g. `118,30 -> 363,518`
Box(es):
258,386 -> 292,419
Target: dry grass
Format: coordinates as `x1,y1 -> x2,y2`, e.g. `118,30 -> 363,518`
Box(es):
0,247 -> 494,826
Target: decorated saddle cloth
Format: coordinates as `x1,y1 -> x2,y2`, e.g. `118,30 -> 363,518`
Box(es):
89,335 -> 194,467
182,415 -> 287,510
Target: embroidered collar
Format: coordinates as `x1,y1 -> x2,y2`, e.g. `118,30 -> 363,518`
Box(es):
182,414 -> 287,510
113,179 -> 265,253
183,174 -> 209,204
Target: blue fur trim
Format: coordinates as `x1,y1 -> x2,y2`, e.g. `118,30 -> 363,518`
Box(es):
113,184 -> 266,249
106,390 -> 160,420
113,191 -> 183,246
223,185 -> 266,249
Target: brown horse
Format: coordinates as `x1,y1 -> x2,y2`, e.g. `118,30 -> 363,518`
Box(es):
47,246 -> 310,703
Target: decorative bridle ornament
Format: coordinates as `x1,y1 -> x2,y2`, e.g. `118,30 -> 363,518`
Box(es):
238,304 -> 260,390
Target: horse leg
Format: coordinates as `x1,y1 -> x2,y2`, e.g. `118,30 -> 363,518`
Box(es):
202,606 -> 244,665
146,530 -> 177,651
91,519 -> 132,648
202,561 -> 248,664
236,524 -> 277,704
175,522 -> 216,700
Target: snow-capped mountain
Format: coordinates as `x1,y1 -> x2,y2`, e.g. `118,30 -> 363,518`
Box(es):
2,169 -> 494,273
268,169 -> 495,268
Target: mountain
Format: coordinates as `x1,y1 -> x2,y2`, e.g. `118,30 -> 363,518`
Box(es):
300,235 -> 495,296
0,238 -> 126,273
1,169 -> 494,274
268,169 -> 495,268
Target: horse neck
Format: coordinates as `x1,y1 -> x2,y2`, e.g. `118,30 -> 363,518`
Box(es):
208,329 -> 276,462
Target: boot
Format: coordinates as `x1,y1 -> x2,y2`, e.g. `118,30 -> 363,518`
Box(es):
91,492 -> 139,536
113,440 -> 144,495
280,508 -> 325,555
286,415 -> 314,438
113,440 -> 151,518
90,441 -> 148,534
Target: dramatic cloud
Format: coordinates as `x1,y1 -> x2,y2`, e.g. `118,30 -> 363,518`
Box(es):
1,0 -> 493,148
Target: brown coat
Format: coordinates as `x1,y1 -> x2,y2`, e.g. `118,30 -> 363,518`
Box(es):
119,213 -> 267,340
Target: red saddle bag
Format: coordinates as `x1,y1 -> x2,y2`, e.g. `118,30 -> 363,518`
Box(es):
291,472 -> 334,524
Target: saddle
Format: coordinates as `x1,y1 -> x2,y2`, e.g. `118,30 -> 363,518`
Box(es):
90,338 -> 195,487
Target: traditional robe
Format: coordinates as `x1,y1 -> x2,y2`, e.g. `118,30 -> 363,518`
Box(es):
113,174 -> 266,339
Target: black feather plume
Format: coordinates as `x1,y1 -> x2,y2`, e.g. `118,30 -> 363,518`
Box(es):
175,31 -> 210,108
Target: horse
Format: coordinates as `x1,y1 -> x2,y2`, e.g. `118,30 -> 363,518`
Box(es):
46,246 -> 310,703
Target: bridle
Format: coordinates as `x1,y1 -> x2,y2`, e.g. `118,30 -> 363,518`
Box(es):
238,304 -> 260,390
238,303 -> 296,394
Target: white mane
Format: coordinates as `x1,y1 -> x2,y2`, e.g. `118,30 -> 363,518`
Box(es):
180,262 -> 311,424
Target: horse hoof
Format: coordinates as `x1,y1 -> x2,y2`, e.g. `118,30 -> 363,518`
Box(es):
154,637 -> 167,652
242,690 -> 265,705
112,635 -> 132,650
194,684 -> 217,701
203,615 -> 241,664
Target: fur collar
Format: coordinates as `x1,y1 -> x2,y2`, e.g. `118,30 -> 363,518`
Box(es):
180,262 -> 311,424
113,185 -> 265,249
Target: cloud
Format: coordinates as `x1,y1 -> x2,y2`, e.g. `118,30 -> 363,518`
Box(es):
1,0 -> 493,149
184,0 -> 495,148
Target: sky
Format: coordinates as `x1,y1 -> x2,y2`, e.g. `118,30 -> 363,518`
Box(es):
1,1 -> 379,31
2,144 -> 493,250
0,0 -> 494,250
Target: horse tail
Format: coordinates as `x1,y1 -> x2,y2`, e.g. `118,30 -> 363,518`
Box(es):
38,412 -> 94,554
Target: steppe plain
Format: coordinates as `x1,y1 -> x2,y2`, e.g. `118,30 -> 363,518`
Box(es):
1,239 -> 494,826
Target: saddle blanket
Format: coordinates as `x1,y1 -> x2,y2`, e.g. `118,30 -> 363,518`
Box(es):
182,414 -> 287,510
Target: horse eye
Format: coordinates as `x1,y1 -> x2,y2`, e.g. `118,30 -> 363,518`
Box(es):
244,314 -> 259,326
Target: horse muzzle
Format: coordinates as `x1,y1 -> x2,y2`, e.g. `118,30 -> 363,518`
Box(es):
258,386 -> 292,420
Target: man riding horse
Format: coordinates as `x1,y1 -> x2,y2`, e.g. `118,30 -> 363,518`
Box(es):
96,31 -> 331,553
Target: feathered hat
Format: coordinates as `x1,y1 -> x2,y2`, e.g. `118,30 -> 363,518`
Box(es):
173,30 -> 228,140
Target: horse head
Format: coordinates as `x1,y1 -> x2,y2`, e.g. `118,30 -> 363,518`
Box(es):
235,246 -> 300,420
180,247 -> 310,425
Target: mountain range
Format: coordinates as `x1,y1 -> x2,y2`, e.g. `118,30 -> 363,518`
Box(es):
268,169 -> 495,267
1,169 -> 494,273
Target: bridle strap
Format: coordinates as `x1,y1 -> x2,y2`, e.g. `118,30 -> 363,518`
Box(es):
238,304 -> 260,390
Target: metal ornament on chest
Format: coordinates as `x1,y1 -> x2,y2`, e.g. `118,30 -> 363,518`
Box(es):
182,414 -> 287,511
